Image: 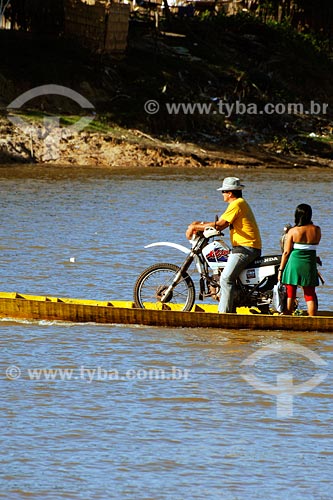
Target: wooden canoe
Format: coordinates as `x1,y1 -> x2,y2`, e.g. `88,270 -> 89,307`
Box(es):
0,291 -> 332,332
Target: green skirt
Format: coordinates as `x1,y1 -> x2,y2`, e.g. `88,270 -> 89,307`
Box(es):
282,249 -> 319,287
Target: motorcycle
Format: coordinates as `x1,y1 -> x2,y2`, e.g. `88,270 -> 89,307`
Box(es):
133,225 -> 282,313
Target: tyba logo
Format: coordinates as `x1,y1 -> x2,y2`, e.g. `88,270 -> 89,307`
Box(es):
7,84 -> 95,161
241,341 -> 327,418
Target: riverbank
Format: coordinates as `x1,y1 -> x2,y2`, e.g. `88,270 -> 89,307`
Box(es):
1,116 -> 332,169
1,14 -> 332,169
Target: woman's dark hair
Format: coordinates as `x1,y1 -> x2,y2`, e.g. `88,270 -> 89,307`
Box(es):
230,190 -> 243,198
295,203 -> 312,226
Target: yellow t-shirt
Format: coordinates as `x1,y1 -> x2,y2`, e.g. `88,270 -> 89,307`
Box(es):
220,198 -> 261,249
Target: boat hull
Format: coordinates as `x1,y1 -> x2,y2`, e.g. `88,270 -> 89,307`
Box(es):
0,292 -> 333,332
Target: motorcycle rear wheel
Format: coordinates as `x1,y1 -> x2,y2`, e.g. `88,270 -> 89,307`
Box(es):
134,263 -> 196,312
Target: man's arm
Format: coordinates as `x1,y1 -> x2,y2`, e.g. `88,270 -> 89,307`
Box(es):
186,218 -> 229,240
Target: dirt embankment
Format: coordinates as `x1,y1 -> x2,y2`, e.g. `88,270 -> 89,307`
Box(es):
1,116 -> 332,169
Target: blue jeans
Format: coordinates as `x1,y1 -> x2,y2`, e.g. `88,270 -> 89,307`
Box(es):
218,247 -> 261,313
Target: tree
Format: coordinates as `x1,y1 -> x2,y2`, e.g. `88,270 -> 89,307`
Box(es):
244,0 -> 333,43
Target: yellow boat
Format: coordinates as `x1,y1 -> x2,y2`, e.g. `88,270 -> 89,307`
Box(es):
0,291 -> 333,332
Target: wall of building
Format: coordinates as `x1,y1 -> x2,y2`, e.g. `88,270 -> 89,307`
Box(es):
64,0 -> 130,54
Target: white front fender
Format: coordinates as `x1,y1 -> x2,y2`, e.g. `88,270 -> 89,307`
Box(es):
144,241 -> 191,255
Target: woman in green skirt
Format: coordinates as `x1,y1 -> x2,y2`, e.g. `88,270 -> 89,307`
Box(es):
278,204 -> 321,316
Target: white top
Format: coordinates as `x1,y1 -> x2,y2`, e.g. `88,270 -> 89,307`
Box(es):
293,243 -> 318,250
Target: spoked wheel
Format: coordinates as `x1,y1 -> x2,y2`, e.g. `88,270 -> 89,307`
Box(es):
133,263 -> 195,312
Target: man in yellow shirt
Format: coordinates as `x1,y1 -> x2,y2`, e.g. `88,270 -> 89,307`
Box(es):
186,177 -> 261,313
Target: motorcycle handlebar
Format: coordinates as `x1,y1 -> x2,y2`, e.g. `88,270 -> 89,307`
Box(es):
203,226 -> 223,238
191,227 -> 224,243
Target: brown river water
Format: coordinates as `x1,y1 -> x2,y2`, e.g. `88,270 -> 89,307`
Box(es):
0,165 -> 332,499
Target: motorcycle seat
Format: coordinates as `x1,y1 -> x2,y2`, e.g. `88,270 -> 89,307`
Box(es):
247,255 -> 281,269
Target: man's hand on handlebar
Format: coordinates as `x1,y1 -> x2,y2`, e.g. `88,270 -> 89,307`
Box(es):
186,221 -> 201,240
186,218 -> 229,240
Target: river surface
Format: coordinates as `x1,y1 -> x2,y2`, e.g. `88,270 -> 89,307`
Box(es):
0,165 -> 332,499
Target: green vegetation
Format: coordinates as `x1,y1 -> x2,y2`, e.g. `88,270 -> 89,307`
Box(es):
7,111 -> 114,134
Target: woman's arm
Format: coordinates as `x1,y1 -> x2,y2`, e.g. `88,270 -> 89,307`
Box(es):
278,230 -> 294,280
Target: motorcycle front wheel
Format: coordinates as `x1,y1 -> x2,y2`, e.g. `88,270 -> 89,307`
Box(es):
133,263 -> 196,312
